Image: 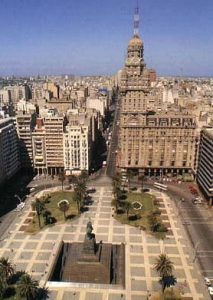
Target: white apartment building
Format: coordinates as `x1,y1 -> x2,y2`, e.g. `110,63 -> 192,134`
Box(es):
64,125 -> 90,175
0,118 -> 20,185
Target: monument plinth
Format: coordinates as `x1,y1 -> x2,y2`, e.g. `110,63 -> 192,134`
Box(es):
50,221 -> 125,286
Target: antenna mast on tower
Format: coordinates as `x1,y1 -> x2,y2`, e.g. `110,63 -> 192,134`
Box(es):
134,2 -> 139,36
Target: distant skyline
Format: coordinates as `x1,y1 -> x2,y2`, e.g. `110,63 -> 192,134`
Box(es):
0,0 -> 213,77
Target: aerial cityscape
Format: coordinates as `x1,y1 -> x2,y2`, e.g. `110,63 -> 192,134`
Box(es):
0,1 -> 213,300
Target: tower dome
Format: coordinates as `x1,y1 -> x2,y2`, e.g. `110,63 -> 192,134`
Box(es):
128,34 -> 143,47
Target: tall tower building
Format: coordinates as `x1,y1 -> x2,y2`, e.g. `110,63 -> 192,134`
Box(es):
120,6 -> 155,113
117,7 -> 197,177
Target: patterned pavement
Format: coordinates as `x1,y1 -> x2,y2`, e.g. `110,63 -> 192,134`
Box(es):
0,186 -> 208,300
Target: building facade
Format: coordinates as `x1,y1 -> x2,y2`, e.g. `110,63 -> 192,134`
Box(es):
63,125 -> 90,175
197,128 -> 213,204
32,118 -> 47,175
0,118 -> 20,185
118,32 -> 197,176
16,112 -> 36,168
118,113 -> 197,176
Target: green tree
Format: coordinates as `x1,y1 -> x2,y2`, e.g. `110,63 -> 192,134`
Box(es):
127,170 -> 134,191
31,199 -> 45,228
0,257 -> 14,281
68,175 -> 77,187
123,201 -> 132,217
58,172 -> 66,191
0,257 -> 14,299
79,170 -> 88,182
42,210 -> 51,225
75,178 -> 87,204
154,254 -> 175,293
112,173 -> 121,190
138,174 -> 146,190
16,273 -> 39,300
73,189 -> 82,213
160,275 -> 177,293
112,186 -> 122,212
57,200 -> 70,220
148,212 -> 160,232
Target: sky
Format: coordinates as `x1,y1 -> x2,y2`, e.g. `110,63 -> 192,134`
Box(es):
0,0 -> 213,77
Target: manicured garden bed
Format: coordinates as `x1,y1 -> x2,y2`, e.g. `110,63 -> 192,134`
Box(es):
114,192 -> 167,239
26,191 -> 79,234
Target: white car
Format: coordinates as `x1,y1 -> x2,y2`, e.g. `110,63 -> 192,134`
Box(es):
205,277 -> 211,286
208,286 -> 213,296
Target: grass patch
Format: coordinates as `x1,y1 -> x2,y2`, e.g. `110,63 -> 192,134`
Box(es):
26,191 -> 79,234
114,192 -> 166,239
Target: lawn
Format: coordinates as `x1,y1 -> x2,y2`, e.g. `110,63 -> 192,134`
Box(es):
115,192 -> 154,229
26,191 -> 79,234
114,192 -> 166,238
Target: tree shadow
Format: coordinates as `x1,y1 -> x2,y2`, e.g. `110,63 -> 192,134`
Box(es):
37,286 -> 49,299
3,286 -> 16,298
119,194 -> 127,200
80,206 -> 89,212
66,214 -> 76,220
9,271 -> 26,284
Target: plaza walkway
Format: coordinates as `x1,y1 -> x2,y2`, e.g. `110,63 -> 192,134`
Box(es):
0,185 -> 209,300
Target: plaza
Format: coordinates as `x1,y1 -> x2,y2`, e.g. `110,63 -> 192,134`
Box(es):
0,184 -> 208,300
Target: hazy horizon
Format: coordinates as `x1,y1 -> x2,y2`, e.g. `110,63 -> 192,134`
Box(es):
0,0 -> 213,77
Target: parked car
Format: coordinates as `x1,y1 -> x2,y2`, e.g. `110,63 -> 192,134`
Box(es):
208,286 -> 213,296
192,198 -> 202,204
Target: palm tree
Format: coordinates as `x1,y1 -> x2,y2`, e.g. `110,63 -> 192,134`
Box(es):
0,278 -> 6,300
68,175 -> 77,187
123,201 -> 132,217
57,199 -> 70,220
112,185 -> 122,212
112,173 -> 121,190
76,179 -> 87,201
58,172 -> 66,191
73,189 -> 81,213
148,212 -> 160,232
42,210 -> 51,225
0,257 -> 14,299
138,174 -> 146,190
79,170 -> 88,182
16,273 -> 39,300
31,198 -> 45,228
127,170 -> 134,191
0,257 -> 14,281
160,274 -> 177,292
154,254 -> 175,293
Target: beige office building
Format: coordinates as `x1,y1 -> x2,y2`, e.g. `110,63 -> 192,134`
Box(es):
16,112 -> 36,168
118,33 -> 197,176
32,118 -> 47,175
44,116 -> 64,174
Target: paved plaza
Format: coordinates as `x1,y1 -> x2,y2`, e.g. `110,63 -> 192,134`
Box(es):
0,185 -> 208,300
